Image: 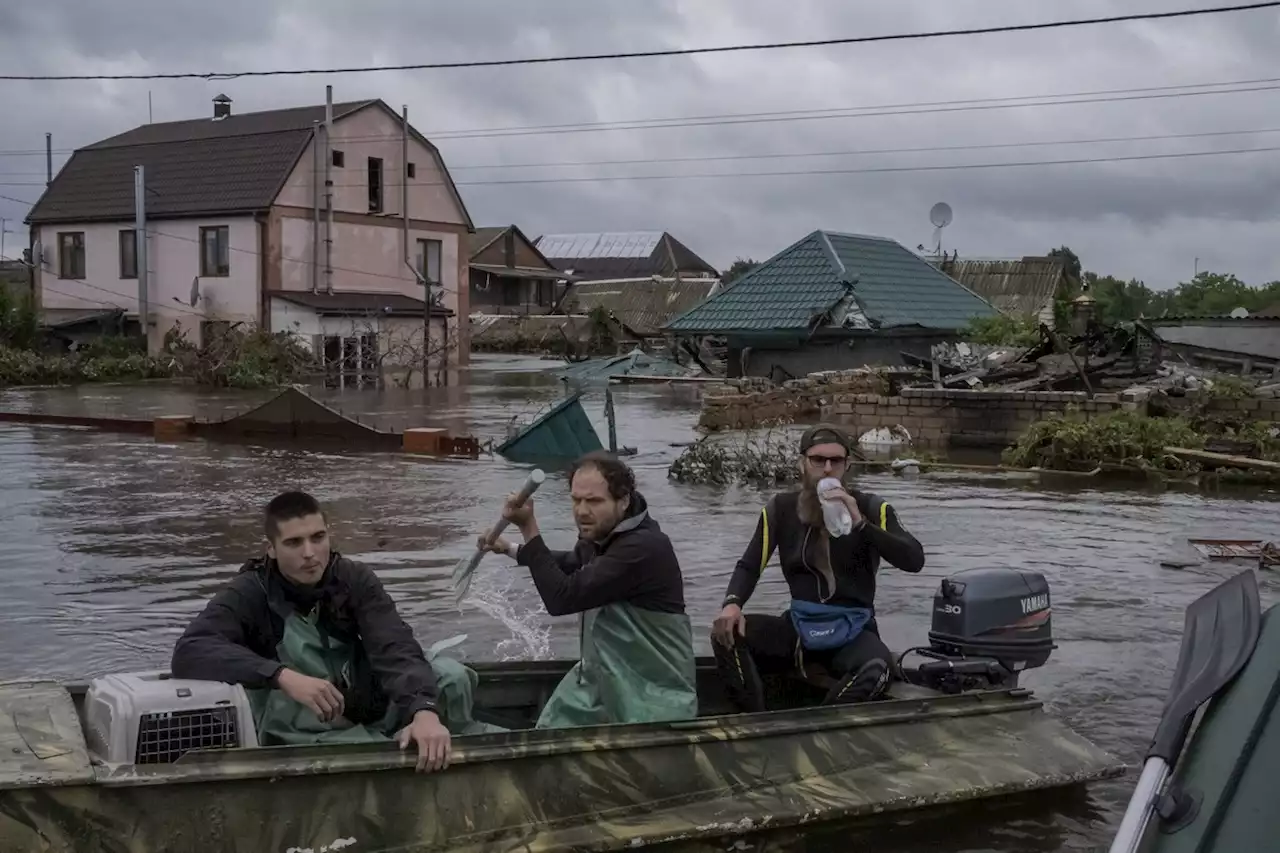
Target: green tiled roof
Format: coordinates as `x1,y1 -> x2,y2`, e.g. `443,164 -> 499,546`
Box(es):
664,230 -> 996,335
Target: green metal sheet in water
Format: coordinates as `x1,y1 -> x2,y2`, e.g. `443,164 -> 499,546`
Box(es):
557,349 -> 694,384
496,392 -> 604,463
1136,601 -> 1280,853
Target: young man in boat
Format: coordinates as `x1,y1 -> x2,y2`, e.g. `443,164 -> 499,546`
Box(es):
710,424 -> 926,711
480,451 -> 698,728
171,490 -> 481,772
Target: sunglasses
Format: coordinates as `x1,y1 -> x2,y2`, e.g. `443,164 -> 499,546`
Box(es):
805,453 -> 848,467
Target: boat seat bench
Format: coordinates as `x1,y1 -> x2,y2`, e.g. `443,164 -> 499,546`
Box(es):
0,680 -> 94,789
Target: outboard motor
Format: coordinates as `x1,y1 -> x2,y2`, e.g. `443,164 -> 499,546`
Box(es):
898,567 -> 1056,694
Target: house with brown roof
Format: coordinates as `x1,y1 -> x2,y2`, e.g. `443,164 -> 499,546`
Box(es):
533,231 -> 718,282
468,225 -> 566,314
24,93 -> 475,383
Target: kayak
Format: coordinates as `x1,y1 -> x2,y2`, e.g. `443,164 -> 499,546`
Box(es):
0,567 -> 1124,852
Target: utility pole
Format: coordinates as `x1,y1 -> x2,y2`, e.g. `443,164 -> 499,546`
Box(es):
324,85 -> 334,294
401,104 -> 428,385
0,218 -> 12,261
134,165 -> 149,351
45,134 -> 52,186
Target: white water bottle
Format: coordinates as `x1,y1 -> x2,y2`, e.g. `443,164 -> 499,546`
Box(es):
817,477 -> 853,537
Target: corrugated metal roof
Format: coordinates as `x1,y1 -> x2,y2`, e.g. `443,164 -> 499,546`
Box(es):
664,230 -> 997,335
535,232 -> 664,259
565,277 -> 717,336
938,256 -> 1066,317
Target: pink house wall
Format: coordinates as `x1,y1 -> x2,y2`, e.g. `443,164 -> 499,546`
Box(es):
35,216 -> 261,349
272,102 -> 471,359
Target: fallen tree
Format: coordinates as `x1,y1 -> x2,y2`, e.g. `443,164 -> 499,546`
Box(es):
1002,405 -> 1280,475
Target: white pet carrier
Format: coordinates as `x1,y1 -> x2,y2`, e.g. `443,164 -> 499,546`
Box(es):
82,671 -> 258,765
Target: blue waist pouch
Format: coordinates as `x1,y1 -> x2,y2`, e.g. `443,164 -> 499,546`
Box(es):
789,600 -> 872,651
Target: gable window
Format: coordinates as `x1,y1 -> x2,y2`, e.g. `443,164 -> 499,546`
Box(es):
417,238 -> 442,285
199,225 -> 230,277
57,232 -> 85,280
406,162 -> 416,179
368,156 -> 384,213
119,229 -> 138,279
331,149 -> 345,168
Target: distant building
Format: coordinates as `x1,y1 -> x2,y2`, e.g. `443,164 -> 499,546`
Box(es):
24,93 -> 475,381
1145,313 -> 1280,378
468,225 -> 567,315
933,255 -> 1072,326
534,231 -> 717,283
563,276 -> 719,343
665,230 -> 998,379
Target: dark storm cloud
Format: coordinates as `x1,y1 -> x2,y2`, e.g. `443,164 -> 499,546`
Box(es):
1,0 -> 1278,287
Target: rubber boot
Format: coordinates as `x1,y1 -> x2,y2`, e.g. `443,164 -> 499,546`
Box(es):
712,640 -> 767,713
822,657 -> 890,706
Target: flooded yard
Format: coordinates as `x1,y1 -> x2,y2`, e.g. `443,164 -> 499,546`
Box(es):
1,353 -> 1277,852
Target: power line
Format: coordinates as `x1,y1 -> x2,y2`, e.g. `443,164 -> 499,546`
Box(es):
3,75 -> 1280,158
4,125 -> 1276,177
442,127 -> 1280,171
1,3 -> 1276,81
423,77 -> 1280,139
3,144 -> 1279,193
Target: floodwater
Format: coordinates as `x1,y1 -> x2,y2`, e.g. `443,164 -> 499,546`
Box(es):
1,353 -> 1278,853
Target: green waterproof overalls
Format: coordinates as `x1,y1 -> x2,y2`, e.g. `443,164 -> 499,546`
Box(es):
246,588 -> 491,744
536,601 -> 699,729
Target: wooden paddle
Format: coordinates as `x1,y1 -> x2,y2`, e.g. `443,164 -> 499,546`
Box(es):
450,469 -> 545,606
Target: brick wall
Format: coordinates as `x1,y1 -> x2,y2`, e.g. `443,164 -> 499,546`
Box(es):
698,372 -> 1280,448
822,388 -> 1129,448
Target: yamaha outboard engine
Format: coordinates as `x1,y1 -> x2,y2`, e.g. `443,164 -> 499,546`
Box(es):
898,568 -> 1056,693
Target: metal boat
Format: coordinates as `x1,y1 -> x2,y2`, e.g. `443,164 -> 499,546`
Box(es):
0,567 -> 1123,852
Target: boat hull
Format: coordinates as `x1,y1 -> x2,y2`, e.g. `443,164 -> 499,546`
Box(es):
1,674 -> 1122,853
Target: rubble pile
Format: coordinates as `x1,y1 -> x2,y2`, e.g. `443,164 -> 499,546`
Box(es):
907,323 -> 1279,404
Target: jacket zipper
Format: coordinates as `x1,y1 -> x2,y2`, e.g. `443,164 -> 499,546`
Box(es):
800,527 -> 834,603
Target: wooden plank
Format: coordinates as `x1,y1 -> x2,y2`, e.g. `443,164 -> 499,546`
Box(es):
1165,447 -> 1280,473
0,681 -> 93,789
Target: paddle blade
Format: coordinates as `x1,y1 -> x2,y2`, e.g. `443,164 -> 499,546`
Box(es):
1150,568 -> 1262,762
451,550 -> 483,606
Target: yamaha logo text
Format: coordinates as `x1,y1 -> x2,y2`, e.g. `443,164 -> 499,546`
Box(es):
1020,594 -> 1049,614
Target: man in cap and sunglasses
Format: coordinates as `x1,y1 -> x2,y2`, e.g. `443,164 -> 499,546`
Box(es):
710,424 -> 925,710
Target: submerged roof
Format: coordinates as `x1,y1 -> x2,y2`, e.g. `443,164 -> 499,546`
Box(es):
665,230 -> 997,335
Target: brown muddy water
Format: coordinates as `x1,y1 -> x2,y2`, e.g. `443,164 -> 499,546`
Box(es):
1,353 -> 1278,853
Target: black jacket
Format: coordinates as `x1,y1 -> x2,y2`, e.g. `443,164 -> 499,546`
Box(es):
171,553 -> 439,729
516,490 -> 686,617
723,489 -> 925,612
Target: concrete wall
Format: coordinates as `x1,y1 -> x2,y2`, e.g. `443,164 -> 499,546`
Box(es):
730,332 -> 959,380
35,216 -> 261,349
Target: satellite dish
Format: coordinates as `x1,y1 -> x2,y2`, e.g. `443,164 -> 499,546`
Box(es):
929,202 -> 953,255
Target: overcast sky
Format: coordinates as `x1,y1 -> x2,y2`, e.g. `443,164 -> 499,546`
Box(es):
2,0 -> 1279,289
